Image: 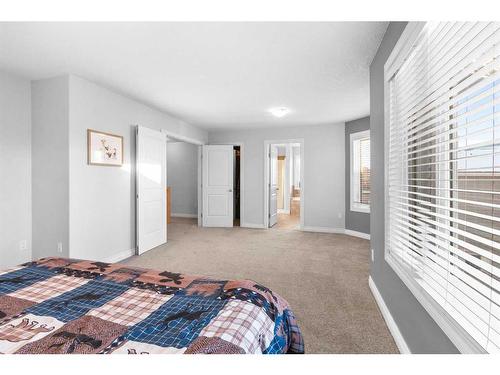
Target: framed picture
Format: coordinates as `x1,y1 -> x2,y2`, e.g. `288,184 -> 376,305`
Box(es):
87,129 -> 123,166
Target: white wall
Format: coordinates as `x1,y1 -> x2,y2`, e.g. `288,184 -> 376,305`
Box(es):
209,123 -> 345,229
31,76 -> 70,260
28,74 -> 207,263
68,75 -> 207,262
167,142 -> 198,216
13,70 -> 343,264
0,71 -> 32,267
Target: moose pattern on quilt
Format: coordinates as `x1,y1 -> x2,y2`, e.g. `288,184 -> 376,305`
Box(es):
0,258 -> 304,354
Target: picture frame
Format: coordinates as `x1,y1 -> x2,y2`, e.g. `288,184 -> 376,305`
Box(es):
87,129 -> 124,166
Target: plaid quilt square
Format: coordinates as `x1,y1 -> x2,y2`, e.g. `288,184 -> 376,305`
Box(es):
134,269 -> 197,288
185,336 -> 246,354
262,309 -> 304,354
26,258 -> 78,270
0,295 -> 36,323
64,260 -> 118,274
15,315 -> 127,354
87,288 -> 172,326
110,340 -> 186,354
26,279 -> 128,322
0,267 -> 55,296
0,266 -> 24,277
103,267 -> 147,284
8,275 -> 89,303
0,313 -> 64,354
287,309 -> 305,354
198,300 -> 274,353
177,279 -> 226,299
124,294 -> 226,349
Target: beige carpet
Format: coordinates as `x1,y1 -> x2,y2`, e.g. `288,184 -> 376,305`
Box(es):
123,218 -> 398,354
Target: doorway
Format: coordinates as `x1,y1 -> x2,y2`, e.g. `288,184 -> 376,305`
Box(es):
166,137 -> 199,228
161,130 -> 204,229
264,140 -> 303,230
233,145 -> 241,226
135,127 -> 204,255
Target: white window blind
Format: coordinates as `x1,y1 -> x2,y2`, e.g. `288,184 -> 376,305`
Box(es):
387,22 -> 500,353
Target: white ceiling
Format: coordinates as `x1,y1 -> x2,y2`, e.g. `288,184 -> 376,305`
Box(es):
0,22 -> 387,130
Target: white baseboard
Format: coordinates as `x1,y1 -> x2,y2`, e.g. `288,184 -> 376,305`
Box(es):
301,226 -> 344,234
345,229 -> 371,240
104,248 -> 135,263
238,221 -> 368,239
241,222 -> 266,229
301,226 -> 370,239
171,213 -> 198,218
368,276 -> 410,354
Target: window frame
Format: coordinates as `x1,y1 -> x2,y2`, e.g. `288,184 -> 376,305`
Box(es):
350,129 -> 371,214
383,22 -> 487,354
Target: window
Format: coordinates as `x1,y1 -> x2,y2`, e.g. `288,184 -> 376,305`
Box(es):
385,22 -> 500,353
351,130 -> 371,213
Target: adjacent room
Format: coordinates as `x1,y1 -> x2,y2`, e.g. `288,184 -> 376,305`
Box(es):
166,137 -> 200,225
0,18 -> 499,358
268,142 -> 302,230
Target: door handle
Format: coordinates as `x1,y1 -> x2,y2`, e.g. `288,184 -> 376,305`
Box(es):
228,189 -> 233,192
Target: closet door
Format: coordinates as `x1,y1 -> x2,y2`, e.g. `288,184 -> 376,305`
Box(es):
136,126 -> 167,254
202,145 -> 234,227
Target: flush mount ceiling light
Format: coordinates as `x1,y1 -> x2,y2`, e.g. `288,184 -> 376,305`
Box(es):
268,107 -> 291,118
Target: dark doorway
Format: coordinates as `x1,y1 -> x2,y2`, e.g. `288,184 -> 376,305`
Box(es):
233,146 -> 241,226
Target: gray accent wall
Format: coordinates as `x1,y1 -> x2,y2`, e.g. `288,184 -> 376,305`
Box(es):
370,22 -> 458,353
31,75 -> 70,259
209,123 -> 345,229
167,142 -> 198,216
345,116 -> 370,235
0,71 -> 32,267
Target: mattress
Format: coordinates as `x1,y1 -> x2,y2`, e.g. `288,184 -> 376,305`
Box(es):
0,257 -> 304,354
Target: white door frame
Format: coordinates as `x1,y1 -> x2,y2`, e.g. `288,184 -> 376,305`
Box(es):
263,139 -> 304,229
204,142 -> 245,228
269,144 -> 279,227
276,144 -> 291,215
160,130 -> 205,227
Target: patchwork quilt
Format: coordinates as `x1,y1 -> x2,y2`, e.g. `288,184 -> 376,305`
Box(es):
0,258 -> 304,354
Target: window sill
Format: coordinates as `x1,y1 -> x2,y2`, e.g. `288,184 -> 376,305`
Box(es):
350,204 -> 370,214
384,252 -> 486,353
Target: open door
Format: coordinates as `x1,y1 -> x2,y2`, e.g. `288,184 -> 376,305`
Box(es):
136,125 -> 167,254
202,145 -> 233,227
269,145 -> 278,227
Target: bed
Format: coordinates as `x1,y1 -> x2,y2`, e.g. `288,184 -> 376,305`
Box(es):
0,257 -> 304,354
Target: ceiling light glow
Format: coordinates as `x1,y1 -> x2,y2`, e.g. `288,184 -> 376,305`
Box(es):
268,107 -> 291,118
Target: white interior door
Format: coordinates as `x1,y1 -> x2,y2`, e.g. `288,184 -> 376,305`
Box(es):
202,145 -> 233,227
269,145 -> 278,227
136,125 -> 167,254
